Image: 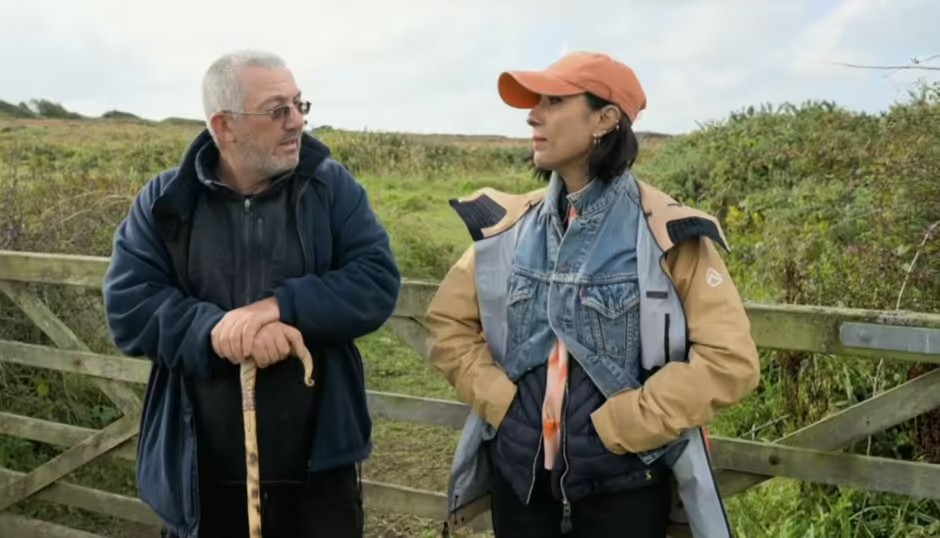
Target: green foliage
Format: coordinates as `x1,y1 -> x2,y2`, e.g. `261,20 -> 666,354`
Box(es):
28,99 -> 83,119
101,110 -> 142,121
0,100 -> 35,118
637,90 -> 940,535
321,129 -> 529,179
2,89 -> 940,535
641,94 -> 940,313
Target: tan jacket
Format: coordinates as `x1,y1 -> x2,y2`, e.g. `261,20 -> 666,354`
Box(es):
425,181 -> 760,454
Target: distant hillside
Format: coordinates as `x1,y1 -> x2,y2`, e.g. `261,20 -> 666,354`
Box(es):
0,97 -> 675,148
0,100 -> 34,118
0,99 -> 83,119
313,125 -> 674,150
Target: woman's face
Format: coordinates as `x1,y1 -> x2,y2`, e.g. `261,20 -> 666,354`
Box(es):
526,93 -> 599,174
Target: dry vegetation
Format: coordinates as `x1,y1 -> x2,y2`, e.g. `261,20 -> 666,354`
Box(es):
1,86 -> 940,536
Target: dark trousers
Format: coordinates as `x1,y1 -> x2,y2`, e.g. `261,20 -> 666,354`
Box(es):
490,465 -> 671,538
162,464 -> 363,538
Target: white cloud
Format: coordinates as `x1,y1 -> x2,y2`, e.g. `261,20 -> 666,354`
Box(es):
0,0 -> 937,137
791,0 -> 940,94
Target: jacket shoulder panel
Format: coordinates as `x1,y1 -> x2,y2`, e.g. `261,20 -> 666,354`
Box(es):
450,187 -> 545,240
637,180 -> 729,252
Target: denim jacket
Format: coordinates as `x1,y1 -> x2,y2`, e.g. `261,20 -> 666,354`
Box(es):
426,171 -> 760,537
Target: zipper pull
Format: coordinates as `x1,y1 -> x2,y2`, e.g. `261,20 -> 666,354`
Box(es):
244,197 -> 251,213
560,499 -> 572,534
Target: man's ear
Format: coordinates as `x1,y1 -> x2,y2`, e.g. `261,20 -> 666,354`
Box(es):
209,112 -> 235,143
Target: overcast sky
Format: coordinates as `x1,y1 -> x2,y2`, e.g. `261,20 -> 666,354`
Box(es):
1,0 -> 937,137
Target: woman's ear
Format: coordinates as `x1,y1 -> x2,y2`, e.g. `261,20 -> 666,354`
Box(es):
598,105 -> 622,133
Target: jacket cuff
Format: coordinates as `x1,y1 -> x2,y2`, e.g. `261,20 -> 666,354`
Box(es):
590,389 -> 670,454
273,285 -> 296,326
199,310 -> 229,379
478,374 -> 517,430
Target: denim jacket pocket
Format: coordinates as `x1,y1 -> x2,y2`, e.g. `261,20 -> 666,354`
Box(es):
579,281 -> 640,360
506,271 -> 538,346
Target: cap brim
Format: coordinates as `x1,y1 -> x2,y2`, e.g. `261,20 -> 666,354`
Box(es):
498,71 -> 583,109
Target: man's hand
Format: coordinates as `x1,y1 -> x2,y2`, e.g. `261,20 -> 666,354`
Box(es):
211,297 -> 280,363
250,321 -> 308,369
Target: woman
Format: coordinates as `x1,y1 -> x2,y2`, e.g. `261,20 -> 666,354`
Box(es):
425,52 -> 760,538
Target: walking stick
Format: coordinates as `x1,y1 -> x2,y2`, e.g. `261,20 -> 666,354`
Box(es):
240,347 -> 315,538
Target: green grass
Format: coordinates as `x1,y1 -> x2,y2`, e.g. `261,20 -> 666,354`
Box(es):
2,96 -> 940,537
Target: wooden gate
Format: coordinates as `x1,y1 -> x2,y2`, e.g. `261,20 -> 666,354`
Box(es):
0,250 -> 938,536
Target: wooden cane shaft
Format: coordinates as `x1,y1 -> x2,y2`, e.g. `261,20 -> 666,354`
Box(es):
241,361 -> 263,538
238,347 -> 315,538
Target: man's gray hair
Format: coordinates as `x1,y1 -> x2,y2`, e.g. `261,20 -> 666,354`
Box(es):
202,50 -> 286,130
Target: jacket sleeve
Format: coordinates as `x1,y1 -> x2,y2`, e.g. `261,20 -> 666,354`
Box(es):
272,162 -> 400,344
591,236 -> 760,453
103,178 -> 227,379
425,245 -> 517,429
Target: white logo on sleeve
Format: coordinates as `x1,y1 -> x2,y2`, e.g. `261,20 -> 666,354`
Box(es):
706,268 -> 724,287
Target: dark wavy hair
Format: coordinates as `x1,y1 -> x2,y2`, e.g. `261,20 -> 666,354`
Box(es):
532,93 -> 639,182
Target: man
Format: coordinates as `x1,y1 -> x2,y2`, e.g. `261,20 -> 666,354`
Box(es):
102,50 -> 401,537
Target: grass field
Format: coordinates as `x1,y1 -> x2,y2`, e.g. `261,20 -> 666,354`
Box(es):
1,98 -> 939,537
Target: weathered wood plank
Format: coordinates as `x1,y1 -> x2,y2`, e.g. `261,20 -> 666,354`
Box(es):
0,280 -> 142,414
0,339 -> 150,384
0,282 -> 98,352
768,367 -> 940,450
3,343 -> 937,496
12,366 -> 930,484
391,279 -> 940,363
367,391 -> 468,428
841,322 -> 940,356
362,480 -> 690,536
362,480 -> 449,522
391,279 -> 439,319
0,512 -> 107,538
0,391 -> 464,461
4,247 -> 940,362
712,438 -> 940,499
396,297 -> 940,363
747,302 -> 940,363
0,415 -> 139,511
0,412 -> 138,462
716,367 -> 940,495
385,317 -> 429,360
0,251 -> 109,288
362,480 -> 493,532
0,468 -> 159,526
0,250 -> 441,316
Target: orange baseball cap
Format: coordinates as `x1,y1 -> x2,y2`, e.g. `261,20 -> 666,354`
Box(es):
498,52 -> 647,123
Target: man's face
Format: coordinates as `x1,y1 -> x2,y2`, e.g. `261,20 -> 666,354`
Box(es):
227,66 -> 305,179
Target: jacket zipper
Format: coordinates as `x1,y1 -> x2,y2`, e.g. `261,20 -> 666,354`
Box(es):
559,377 -> 572,534
664,313 -> 671,364
244,197 -> 253,305
256,214 -> 266,294
293,179 -> 315,475
658,251 -> 689,360
524,436 -> 544,505
294,181 -> 311,273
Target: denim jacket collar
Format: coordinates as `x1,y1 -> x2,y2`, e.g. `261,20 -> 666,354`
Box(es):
541,171 -> 632,226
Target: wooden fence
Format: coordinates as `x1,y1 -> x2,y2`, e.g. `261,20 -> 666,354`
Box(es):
0,249 -> 938,537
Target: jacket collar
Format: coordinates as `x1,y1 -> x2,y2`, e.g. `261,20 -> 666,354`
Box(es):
152,129 -> 331,223
541,170 -> 630,224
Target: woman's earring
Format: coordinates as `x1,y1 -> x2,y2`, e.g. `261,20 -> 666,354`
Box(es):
592,133 -> 602,146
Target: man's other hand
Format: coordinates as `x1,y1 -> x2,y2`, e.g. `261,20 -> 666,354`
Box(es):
251,321 -> 308,368
211,297 -> 280,363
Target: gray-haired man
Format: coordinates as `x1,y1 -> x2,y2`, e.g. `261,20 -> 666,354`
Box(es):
103,50 -> 400,537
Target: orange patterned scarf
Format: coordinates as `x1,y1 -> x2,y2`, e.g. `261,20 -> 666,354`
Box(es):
542,204 -> 576,470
